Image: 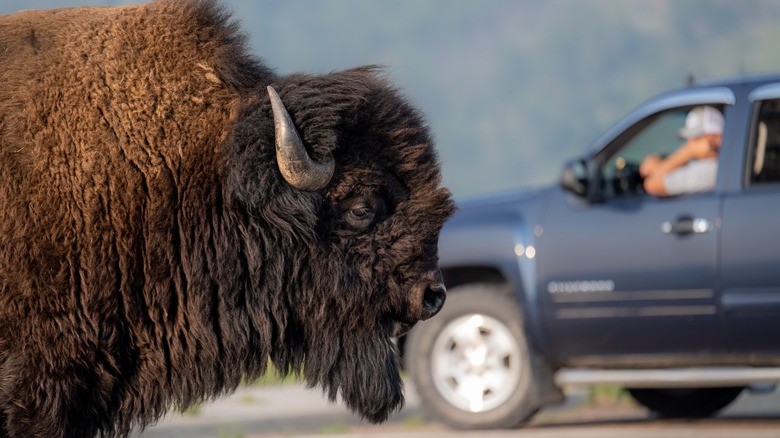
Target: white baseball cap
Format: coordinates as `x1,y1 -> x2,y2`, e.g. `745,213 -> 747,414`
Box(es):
677,105 -> 724,139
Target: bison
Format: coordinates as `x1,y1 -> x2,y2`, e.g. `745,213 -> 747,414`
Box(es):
0,1 -> 454,436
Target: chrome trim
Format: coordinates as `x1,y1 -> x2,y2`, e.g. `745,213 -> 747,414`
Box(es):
551,288 -> 713,303
555,305 -> 716,319
556,367 -> 780,388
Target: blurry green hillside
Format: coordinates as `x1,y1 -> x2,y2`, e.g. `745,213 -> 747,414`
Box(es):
5,0 -> 780,198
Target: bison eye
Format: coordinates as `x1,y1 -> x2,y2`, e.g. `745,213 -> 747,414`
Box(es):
350,205 -> 374,220
343,196 -> 386,231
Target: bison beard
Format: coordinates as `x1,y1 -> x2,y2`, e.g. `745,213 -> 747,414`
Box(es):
0,1 -> 454,437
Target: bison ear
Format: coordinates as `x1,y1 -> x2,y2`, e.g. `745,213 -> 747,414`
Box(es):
267,86 -> 335,191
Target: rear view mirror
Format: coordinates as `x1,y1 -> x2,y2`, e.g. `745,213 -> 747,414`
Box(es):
560,159 -> 589,197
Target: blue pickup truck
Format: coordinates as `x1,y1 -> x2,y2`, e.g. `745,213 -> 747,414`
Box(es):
405,74 -> 780,429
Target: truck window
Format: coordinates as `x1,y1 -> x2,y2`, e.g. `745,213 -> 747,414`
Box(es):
599,105 -> 726,200
600,110 -> 688,199
750,99 -> 780,185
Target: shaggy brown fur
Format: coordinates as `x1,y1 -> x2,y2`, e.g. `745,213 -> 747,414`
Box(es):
0,1 -> 454,437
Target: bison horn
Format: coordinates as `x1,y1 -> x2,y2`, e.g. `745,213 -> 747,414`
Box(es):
267,86 -> 335,191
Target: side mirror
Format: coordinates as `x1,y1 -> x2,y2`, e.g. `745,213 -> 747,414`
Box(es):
560,158 -> 589,197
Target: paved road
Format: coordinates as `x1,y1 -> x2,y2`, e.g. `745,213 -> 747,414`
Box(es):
135,382 -> 780,438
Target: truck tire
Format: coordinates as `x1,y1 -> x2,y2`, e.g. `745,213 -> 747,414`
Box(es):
627,387 -> 744,418
405,284 -> 542,429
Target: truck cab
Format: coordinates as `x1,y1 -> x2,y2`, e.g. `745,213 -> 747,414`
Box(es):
405,74 -> 780,429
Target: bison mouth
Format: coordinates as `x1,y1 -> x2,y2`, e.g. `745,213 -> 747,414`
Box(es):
390,319 -> 416,338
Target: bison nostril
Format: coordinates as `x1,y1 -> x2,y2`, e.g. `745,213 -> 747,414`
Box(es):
421,282 -> 446,319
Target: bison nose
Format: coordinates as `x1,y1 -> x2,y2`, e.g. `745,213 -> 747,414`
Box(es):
419,281 -> 446,320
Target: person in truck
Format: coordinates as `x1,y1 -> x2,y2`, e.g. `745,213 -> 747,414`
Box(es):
640,105 -> 724,196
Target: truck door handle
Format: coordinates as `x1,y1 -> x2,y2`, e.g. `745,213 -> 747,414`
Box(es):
661,216 -> 712,235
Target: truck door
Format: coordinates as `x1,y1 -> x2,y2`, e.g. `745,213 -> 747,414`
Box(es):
537,93 -> 734,363
720,88 -> 780,356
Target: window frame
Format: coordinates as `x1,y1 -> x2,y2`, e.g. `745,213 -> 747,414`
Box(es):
583,87 -> 736,203
745,83 -> 780,189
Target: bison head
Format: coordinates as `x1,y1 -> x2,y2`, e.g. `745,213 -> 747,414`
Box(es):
222,67 -> 454,422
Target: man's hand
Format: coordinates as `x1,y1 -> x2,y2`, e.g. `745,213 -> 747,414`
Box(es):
640,154 -> 662,177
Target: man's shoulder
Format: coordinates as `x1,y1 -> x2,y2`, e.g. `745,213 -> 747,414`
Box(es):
664,159 -> 718,196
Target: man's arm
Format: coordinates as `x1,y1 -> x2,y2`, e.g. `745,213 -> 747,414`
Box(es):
641,137 -> 718,196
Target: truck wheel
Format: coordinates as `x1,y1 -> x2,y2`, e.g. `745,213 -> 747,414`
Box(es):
627,387 -> 744,418
406,284 -> 542,429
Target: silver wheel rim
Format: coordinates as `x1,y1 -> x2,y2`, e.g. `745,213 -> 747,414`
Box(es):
431,313 -> 522,413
